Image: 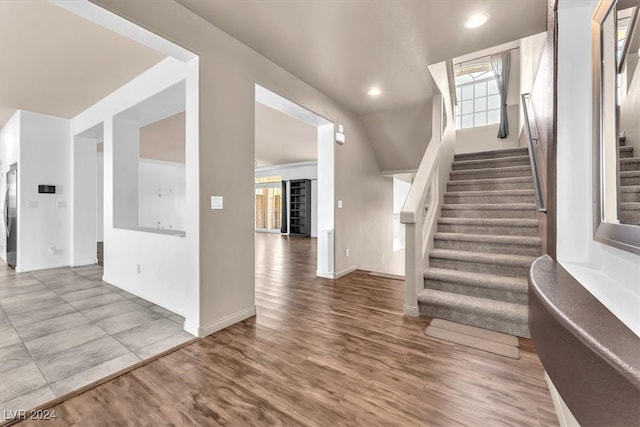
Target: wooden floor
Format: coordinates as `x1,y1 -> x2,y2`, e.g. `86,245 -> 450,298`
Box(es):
18,233 -> 558,426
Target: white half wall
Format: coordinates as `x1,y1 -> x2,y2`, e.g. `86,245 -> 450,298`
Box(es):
72,57 -> 200,333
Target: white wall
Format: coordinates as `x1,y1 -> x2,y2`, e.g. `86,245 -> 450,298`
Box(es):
72,57 -> 200,334
455,51 -> 521,154
0,112 -> 20,262
17,112 -> 71,272
520,32 -> 547,133
556,0 -> 640,336
361,101 -> 432,172
138,158 -> 186,231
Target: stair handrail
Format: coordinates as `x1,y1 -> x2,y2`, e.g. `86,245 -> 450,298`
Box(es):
521,93 -> 546,212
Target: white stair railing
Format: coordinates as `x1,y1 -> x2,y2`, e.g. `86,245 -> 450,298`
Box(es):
401,62 -> 457,316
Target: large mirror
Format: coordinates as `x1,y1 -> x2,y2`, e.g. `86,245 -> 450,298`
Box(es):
593,0 -> 640,254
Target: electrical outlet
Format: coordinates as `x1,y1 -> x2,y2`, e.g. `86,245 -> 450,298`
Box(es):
137,264 -> 141,274
56,201 -> 66,208
345,249 -> 350,257
48,246 -> 56,255
28,201 -> 39,208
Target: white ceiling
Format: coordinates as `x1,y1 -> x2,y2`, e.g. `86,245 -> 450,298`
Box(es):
176,0 -> 546,116
255,103 -> 317,167
0,0 -> 166,127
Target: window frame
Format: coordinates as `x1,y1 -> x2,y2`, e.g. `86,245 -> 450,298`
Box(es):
455,70 -> 501,130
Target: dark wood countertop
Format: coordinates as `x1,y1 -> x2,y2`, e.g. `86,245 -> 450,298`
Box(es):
528,255 -> 640,426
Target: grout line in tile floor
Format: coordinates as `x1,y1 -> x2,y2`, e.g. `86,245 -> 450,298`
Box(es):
0,261 -> 193,416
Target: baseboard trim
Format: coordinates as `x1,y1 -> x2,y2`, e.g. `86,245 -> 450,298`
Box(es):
333,265 -> 358,279
70,259 -> 98,267
18,262 -> 70,273
316,270 -> 334,279
197,306 -> 256,338
316,265 -> 358,279
544,371 -> 580,427
404,305 -> 420,317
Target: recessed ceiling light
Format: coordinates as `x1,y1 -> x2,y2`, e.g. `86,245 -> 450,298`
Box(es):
368,87 -> 382,96
465,13 -> 490,29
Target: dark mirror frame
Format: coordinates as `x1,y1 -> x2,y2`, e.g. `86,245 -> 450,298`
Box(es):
592,0 -> 640,255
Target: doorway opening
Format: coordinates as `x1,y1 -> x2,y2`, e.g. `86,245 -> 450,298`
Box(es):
255,85 -> 335,278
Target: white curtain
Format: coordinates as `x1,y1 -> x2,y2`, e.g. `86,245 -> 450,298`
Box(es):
490,51 -> 510,138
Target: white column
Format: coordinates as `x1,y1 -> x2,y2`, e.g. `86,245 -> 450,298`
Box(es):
71,136 -> 98,266
112,117 -> 140,229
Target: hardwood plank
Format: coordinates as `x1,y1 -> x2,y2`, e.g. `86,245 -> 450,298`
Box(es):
17,233 -> 558,426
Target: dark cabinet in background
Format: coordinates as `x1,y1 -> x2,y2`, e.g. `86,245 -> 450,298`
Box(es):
289,179 -> 311,237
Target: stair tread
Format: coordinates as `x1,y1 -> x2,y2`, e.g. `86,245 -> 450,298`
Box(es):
434,232 -> 541,246
621,170 -> 640,177
442,203 -> 537,210
424,268 -> 528,291
429,248 -> 536,266
448,176 -> 533,185
454,147 -> 528,159
445,189 -> 534,196
620,157 -> 640,163
451,165 -> 531,175
619,146 -> 633,152
620,185 -> 640,192
453,155 -> 530,167
438,217 -> 539,226
621,202 -> 640,210
417,289 -> 528,319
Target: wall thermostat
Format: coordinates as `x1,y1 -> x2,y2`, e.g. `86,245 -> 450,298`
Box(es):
38,185 -> 56,194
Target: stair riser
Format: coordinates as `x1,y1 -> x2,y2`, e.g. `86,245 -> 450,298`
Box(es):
452,158 -> 530,171
441,209 -> 537,219
434,239 -> 541,256
621,192 -> 640,202
424,279 -> 528,304
444,194 -> 535,204
619,149 -> 634,159
429,257 -> 530,278
620,161 -> 640,172
621,176 -> 640,186
620,210 -> 640,223
454,149 -> 529,161
447,181 -> 533,192
438,223 -> 539,236
418,303 -> 530,337
450,169 -> 531,180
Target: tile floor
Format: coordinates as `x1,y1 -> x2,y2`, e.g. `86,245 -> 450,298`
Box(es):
0,260 -> 194,415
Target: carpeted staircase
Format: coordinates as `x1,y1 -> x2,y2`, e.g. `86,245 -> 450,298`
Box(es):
619,137 -> 640,225
418,147 -> 540,338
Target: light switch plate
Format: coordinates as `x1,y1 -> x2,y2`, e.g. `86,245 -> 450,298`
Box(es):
211,196 -> 224,210
28,201 -> 39,208
56,201 -> 66,208
337,200 -> 343,209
